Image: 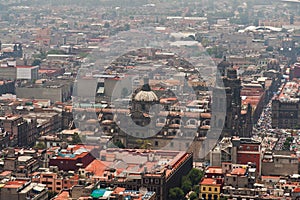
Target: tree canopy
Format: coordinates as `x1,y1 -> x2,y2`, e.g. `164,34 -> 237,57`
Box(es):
168,187 -> 185,200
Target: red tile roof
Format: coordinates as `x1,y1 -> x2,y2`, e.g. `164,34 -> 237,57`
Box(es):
206,167 -> 223,174
293,187 -> 300,193
3,180 -> 27,189
85,160 -> 107,177
231,168 -> 246,176
201,178 -> 220,185
54,191 -> 70,200
112,187 -> 126,194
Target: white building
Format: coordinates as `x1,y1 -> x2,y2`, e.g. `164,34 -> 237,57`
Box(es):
16,65 -> 39,80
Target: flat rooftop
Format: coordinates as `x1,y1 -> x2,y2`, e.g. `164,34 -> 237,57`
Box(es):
276,81 -> 300,103
86,148 -> 191,181
3,180 -> 28,189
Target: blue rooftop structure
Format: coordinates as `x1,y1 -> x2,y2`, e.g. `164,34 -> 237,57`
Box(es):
91,188 -> 107,198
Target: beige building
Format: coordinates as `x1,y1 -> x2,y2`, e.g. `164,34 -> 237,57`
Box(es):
261,151 -> 298,176
272,81 -> 300,129
16,85 -> 71,103
1,180 -> 48,200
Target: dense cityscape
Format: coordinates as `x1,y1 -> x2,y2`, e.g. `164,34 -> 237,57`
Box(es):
0,0 -> 300,199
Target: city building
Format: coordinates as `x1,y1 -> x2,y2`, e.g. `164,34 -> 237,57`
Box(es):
0,80 -> 15,95
48,145 -> 95,171
261,151 -> 298,176
0,179 -> 48,200
200,178 -> 222,200
32,169 -> 79,193
80,148 -> 193,200
16,65 -> 39,80
272,81 -> 300,129
210,137 -> 262,174
0,115 -> 37,147
16,79 -> 73,103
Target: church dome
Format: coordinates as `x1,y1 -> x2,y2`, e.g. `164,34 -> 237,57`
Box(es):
134,90 -> 158,102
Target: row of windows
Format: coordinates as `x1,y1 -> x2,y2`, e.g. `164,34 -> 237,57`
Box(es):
202,187 -> 218,192
144,178 -> 160,184
237,154 -> 258,158
42,180 -> 75,185
238,146 -> 259,150
154,116 -> 209,125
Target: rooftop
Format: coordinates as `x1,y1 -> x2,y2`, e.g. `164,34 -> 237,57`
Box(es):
230,168 -> 246,176
87,148 -> 191,181
201,178 -> 221,186
276,81 -> 300,103
53,190 -> 70,200
206,167 -> 223,174
3,180 -> 28,189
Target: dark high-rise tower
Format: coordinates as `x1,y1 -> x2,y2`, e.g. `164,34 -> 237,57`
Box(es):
213,59 -> 251,138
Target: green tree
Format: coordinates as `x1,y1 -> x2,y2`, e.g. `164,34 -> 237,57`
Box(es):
220,196 -> 228,200
32,59 -> 41,66
71,132 -> 82,144
136,139 -> 151,149
201,38 -> 209,47
181,176 -> 192,194
34,142 -> 46,149
206,46 -> 226,59
188,168 -> 204,185
114,140 -> 125,148
287,137 -> 294,142
189,192 -> 198,200
33,52 -> 47,60
47,49 -> 66,55
78,52 -> 89,58
192,185 -> 200,195
169,187 -> 184,200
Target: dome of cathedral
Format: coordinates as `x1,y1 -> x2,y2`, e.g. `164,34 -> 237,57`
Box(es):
134,90 -> 159,102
